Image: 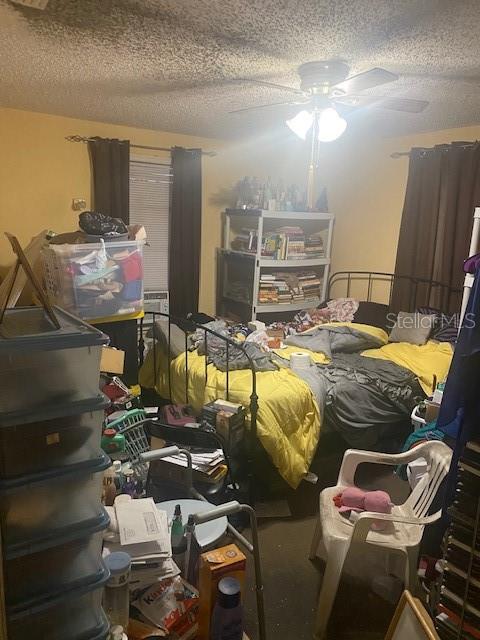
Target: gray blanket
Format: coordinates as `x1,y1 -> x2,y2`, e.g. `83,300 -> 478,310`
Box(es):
284,324 -> 385,359
202,340 -> 277,373
195,323 -> 277,372
293,353 -> 424,447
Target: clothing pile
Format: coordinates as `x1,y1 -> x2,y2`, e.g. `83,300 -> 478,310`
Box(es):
64,241 -> 143,318
42,212 -> 146,321
264,298 -> 359,337
192,320 -> 277,372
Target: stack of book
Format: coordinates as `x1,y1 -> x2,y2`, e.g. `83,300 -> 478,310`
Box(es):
305,232 -> 325,257
279,226 -> 305,259
259,273 -> 292,304
258,271 -> 322,304
261,226 -> 306,260
231,228 -> 257,253
259,274 -> 278,303
298,271 -> 322,299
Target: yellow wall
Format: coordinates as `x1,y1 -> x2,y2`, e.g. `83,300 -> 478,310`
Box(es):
2,105 -> 479,313
324,124 -> 480,288
0,107 -> 242,314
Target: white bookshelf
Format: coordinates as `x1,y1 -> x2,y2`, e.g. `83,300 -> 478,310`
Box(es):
218,209 -> 334,320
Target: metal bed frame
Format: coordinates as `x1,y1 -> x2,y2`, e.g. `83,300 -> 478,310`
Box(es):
138,311 -> 259,502
137,272 -> 462,501
327,271 -> 462,312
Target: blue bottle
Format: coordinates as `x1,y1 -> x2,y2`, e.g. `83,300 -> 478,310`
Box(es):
210,577 -> 243,640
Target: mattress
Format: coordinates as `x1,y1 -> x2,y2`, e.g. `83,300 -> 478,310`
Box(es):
139,346 -> 320,488
139,323 -> 453,488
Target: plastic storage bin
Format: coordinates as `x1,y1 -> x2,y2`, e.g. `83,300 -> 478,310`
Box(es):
0,395 -> 108,478
0,453 -> 110,552
5,510 -> 109,607
43,240 -> 145,321
0,306 -> 108,414
7,569 -> 110,640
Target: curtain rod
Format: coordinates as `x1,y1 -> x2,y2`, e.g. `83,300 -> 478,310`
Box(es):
65,135 -> 217,157
390,141 -> 478,159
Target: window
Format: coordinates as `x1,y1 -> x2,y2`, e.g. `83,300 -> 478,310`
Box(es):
129,157 -> 172,291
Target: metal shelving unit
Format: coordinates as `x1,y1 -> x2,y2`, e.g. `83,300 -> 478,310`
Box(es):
436,440 -> 480,639
217,209 -> 334,320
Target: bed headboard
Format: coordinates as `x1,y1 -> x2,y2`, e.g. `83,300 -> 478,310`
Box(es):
327,271 -> 462,313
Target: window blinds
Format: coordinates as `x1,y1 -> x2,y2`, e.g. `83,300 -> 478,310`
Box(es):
129,159 -> 172,291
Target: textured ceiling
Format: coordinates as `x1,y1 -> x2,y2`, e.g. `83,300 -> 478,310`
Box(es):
1,0 -> 480,140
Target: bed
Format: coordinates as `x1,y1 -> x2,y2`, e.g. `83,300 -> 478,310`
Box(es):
138,272 -> 460,489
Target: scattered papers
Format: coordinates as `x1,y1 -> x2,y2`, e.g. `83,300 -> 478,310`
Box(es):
116,498 -> 169,546
161,449 -> 225,475
104,497 -> 173,593
129,557 -> 180,592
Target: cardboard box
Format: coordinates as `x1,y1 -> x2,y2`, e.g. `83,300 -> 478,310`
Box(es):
425,400 -> 440,423
198,544 -> 246,640
266,327 -> 284,338
100,346 -> 125,374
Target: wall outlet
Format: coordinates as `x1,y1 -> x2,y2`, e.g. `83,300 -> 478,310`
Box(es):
72,198 -> 87,211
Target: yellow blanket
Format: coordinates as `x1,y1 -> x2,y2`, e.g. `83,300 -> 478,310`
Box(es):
139,322 -> 451,489
139,347 -> 321,488
362,340 -> 453,394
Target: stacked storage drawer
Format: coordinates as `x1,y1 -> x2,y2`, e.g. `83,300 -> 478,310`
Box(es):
435,440 -> 480,639
0,306 -> 111,640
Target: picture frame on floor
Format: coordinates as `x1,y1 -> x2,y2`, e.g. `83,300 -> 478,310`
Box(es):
384,590 -> 439,640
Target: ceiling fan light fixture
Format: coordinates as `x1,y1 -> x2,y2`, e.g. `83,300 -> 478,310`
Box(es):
286,110 -> 313,140
317,107 -> 347,142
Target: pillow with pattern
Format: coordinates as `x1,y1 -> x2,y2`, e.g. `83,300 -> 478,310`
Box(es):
416,306 -> 458,343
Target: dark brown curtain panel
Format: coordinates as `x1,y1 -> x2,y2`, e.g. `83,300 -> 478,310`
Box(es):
88,137 -> 130,223
391,141 -> 480,313
169,147 -> 202,317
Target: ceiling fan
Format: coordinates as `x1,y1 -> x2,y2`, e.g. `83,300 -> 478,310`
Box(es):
230,60 -> 429,142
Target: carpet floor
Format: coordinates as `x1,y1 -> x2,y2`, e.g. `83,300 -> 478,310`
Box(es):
240,435 -> 411,640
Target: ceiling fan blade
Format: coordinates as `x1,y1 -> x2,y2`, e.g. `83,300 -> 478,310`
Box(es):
333,67 -> 398,94
237,78 -> 306,95
378,97 -> 429,113
335,94 -> 429,113
229,99 -> 309,114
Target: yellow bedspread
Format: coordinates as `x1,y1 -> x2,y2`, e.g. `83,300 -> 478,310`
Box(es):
139,321 -> 452,489
362,340 -> 453,395
139,347 -> 321,488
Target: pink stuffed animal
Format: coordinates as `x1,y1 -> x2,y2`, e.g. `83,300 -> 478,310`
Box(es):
333,487 -> 393,530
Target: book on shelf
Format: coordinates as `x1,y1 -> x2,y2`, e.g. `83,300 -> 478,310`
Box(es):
259,226 -> 326,260
230,228 -> 257,253
258,270 -> 322,305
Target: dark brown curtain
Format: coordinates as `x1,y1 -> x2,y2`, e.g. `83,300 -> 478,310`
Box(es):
169,146 -> 202,317
391,141 -> 480,313
88,137 -> 130,223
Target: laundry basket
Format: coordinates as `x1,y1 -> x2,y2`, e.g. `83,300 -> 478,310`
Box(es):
42,240 -> 145,322
107,409 -> 150,480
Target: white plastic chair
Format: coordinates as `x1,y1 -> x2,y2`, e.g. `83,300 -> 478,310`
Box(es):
309,440 -> 452,639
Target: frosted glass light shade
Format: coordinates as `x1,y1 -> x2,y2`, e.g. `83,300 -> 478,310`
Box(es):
317,107 -> 347,142
286,110 -> 313,140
